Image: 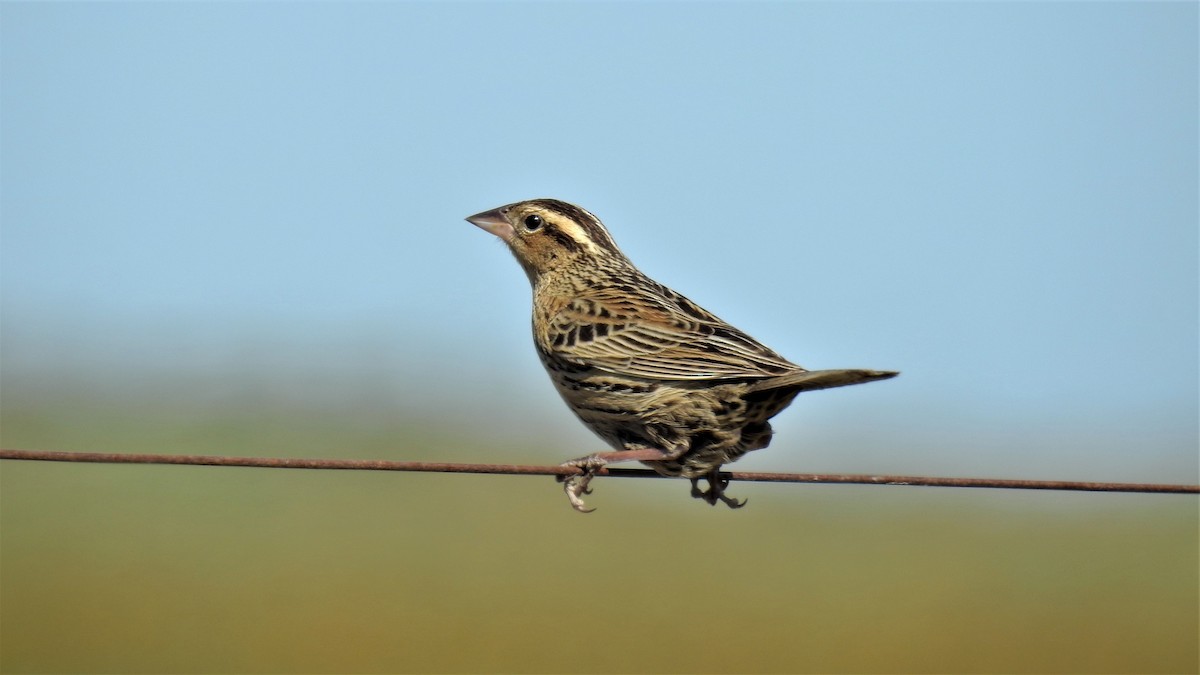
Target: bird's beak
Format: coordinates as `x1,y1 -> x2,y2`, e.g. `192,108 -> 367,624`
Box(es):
466,206 -> 516,243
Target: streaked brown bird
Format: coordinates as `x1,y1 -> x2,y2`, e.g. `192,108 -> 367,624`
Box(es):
467,198 -> 897,512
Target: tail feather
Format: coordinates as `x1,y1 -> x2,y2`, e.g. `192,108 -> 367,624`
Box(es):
747,368 -> 898,394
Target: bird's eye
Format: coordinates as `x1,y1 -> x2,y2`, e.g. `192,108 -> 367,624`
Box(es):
522,214 -> 543,232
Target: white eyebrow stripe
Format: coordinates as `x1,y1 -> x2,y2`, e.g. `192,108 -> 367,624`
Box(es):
552,218 -> 606,255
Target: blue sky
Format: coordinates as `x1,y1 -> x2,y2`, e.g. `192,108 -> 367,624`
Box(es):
3,2 -> 1196,480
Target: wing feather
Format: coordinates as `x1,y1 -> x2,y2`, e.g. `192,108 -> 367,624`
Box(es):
538,281 -> 800,381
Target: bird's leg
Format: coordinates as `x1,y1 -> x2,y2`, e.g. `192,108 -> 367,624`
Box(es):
689,468 -> 747,509
558,455 -> 607,513
557,445 -> 687,513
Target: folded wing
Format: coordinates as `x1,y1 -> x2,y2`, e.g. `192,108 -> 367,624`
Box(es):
539,281 -> 800,381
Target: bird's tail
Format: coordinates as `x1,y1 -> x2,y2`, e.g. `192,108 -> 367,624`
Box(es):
747,368 -> 899,394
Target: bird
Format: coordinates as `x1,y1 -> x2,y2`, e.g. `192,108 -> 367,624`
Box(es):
466,198 -> 897,512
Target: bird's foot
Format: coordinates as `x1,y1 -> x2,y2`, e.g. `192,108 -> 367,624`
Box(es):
689,470 -> 747,509
557,454 -> 608,513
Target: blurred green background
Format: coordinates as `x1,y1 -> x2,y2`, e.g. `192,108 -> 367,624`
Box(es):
3,370 -> 1196,673
2,2 -> 1197,673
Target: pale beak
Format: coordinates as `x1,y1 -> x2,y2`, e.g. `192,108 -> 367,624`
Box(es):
466,206 -> 516,242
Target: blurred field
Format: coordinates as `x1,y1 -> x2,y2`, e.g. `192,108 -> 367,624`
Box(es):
2,376 -> 1196,675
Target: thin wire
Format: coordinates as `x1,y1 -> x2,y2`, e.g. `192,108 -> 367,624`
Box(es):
1,448 -> 1196,494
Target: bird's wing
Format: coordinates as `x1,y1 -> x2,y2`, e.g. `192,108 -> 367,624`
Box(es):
539,282 -> 800,381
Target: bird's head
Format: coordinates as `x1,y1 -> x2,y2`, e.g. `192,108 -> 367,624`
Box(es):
466,198 -> 626,282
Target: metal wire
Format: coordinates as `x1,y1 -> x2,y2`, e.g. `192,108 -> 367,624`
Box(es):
1,448 -> 1196,494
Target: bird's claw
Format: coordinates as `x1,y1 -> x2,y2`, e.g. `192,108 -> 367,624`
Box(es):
563,480 -> 596,513
690,472 -> 747,509
558,455 -> 608,513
